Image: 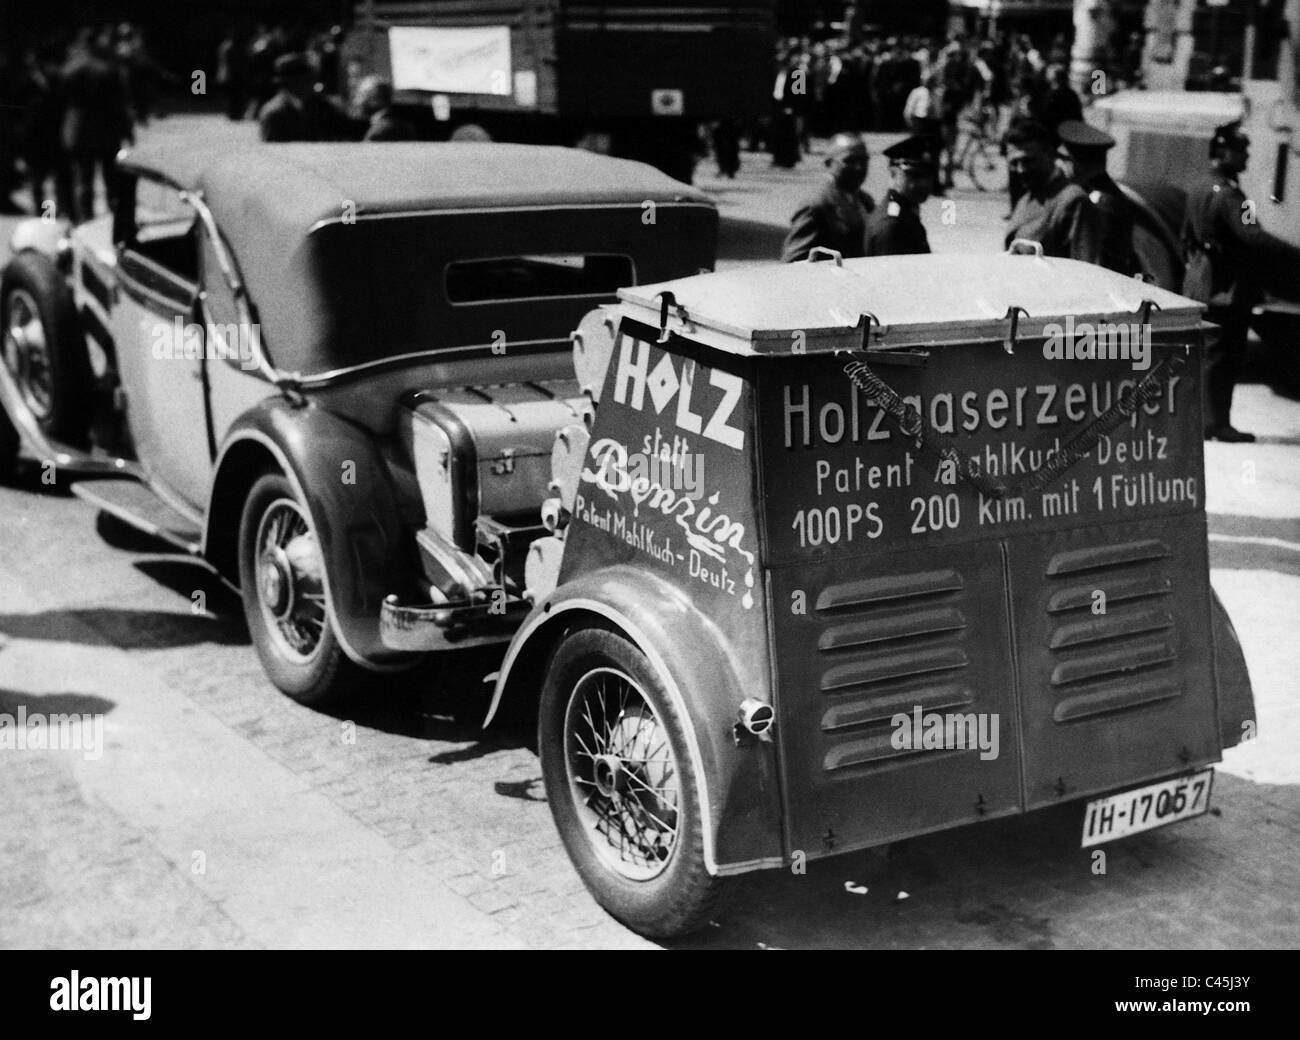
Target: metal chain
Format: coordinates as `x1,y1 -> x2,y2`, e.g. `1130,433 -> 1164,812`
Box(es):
841,348 -> 1188,501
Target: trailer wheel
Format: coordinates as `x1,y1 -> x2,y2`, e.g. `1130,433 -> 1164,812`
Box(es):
1,252 -> 93,445
540,627 -> 724,938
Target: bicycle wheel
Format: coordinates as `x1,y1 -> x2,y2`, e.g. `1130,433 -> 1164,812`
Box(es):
966,138 -> 1007,194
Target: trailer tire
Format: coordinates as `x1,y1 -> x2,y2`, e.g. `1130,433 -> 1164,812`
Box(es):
540,627 -> 724,938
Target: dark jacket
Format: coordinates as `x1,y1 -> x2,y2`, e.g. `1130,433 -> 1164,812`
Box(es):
1006,168 -> 1101,262
865,189 -> 931,256
60,50 -> 132,154
1077,170 -> 1138,276
1042,85 -> 1083,136
258,89 -> 352,142
782,179 -> 876,263
1182,172 -> 1300,314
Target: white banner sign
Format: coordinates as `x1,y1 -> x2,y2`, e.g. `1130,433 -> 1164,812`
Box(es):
389,26 -> 512,96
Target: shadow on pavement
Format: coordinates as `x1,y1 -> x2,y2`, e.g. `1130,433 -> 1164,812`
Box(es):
0,688 -> 116,717
132,559 -> 244,618
0,607 -> 244,649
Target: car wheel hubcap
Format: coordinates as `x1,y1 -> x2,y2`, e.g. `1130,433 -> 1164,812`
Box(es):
564,667 -> 680,881
260,547 -> 293,619
254,499 -> 326,663
3,289 -> 54,420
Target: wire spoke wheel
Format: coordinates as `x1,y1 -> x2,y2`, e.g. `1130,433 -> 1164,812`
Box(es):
540,628 -> 724,937
238,472 -> 358,705
252,496 -> 327,665
4,287 -> 54,420
966,140 -> 1004,193
565,666 -> 681,881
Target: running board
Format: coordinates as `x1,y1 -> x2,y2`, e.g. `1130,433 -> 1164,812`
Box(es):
71,478 -> 203,554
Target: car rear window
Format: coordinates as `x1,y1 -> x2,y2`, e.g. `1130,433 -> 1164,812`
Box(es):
445,253 -> 635,304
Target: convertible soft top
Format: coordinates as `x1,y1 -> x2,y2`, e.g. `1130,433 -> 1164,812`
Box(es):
118,139 -> 710,225
116,139 -> 716,374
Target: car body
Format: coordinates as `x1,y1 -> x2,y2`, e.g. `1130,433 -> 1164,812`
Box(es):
0,138 -> 717,701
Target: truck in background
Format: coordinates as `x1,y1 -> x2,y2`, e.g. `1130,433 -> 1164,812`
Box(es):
342,0 -> 777,182
1091,0 -> 1300,390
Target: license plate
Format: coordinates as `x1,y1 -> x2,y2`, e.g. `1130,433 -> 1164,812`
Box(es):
1081,769 -> 1214,847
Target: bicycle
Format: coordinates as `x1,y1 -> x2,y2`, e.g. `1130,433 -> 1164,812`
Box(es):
952,104 -> 1007,193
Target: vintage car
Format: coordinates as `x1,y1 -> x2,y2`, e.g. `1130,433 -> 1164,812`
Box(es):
0,140 -> 717,703
2,146 -> 1256,940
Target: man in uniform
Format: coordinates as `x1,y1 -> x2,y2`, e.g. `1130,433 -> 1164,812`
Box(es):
1004,117 -> 1101,263
1183,120 -> 1300,442
865,134 -> 938,255
258,53 -> 352,142
781,133 -> 875,262
1057,119 -> 1139,276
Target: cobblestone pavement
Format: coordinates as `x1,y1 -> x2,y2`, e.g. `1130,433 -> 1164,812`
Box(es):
2,118 -> 1298,949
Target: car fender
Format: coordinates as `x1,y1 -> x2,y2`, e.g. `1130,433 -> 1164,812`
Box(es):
487,564 -> 786,876
8,217 -> 70,261
204,397 -> 410,668
1211,588 -> 1256,750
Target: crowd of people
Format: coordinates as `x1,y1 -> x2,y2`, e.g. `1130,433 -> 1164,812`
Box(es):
751,27 -> 1141,185
0,23 -> 173,219
0,20 -> 372,220
214,24 -> 347,125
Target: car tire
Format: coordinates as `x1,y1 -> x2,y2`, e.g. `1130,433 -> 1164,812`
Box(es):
0,400 -> 18,481
539,627 -> 725,938
1,251 -> 93,445
238,471 -> 362,706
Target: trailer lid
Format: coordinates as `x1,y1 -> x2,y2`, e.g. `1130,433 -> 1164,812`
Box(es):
618,254 -> 1205,354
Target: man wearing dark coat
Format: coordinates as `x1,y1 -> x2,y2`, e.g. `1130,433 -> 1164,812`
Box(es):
866,134 -> 938,256
1057,120 -> 1138,277
258,53 -> 352,143
1004,117 -> 1100,262
1182,121 -> 1300,441
782,133 -> 875,262
60,30 -> 134,222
